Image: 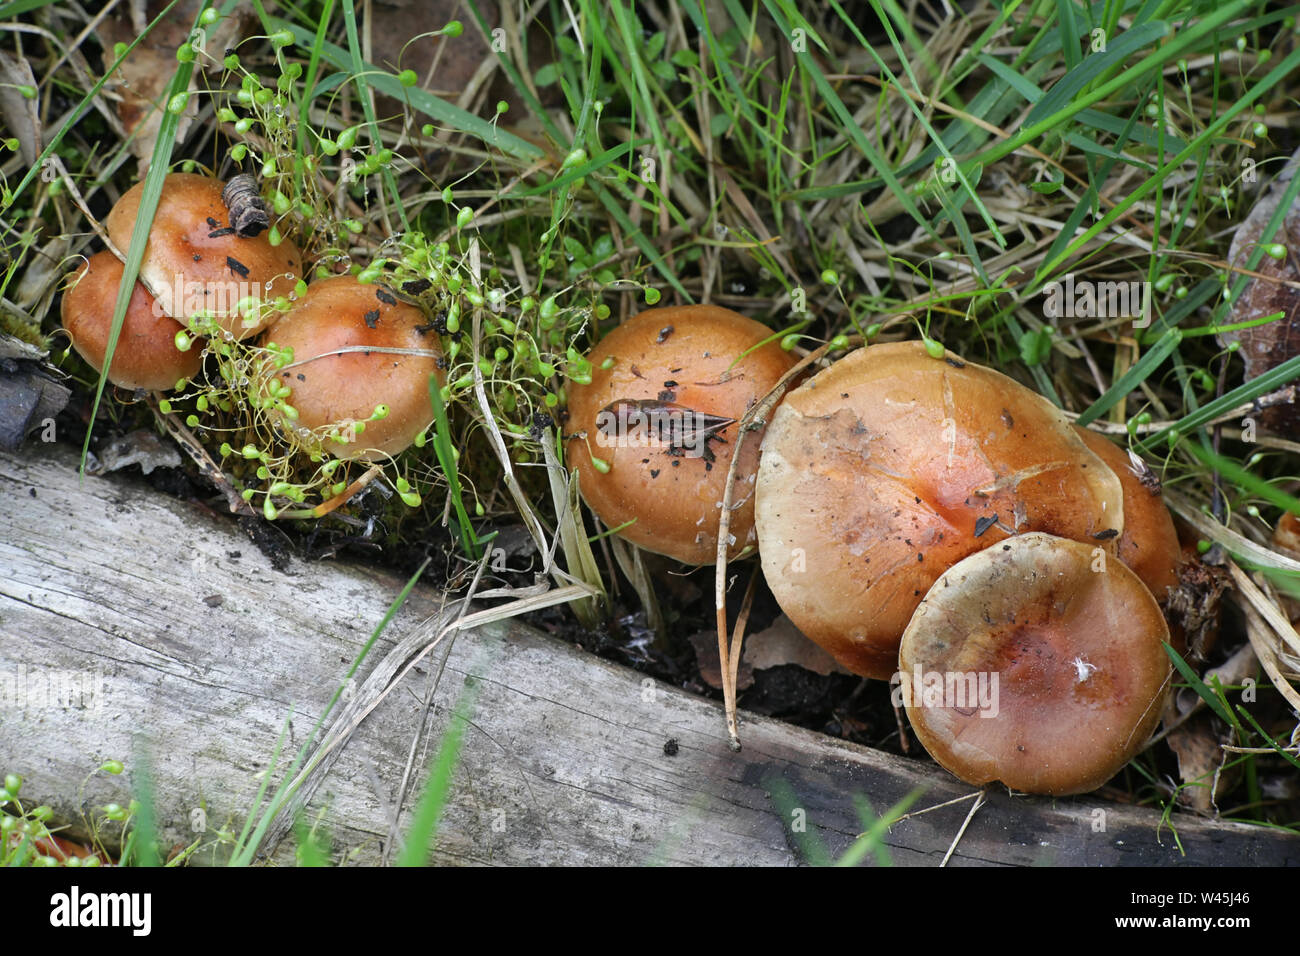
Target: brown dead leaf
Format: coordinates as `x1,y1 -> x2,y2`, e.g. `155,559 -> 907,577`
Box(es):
1219,146 -> 1300,431
100,1 -> 250,174
366,0 -> 558,126
0,49 -> 40,168
742,614 -> 854,676
688,630 -> 753,691
1166,552 -> 1230,662
688,614 -> 854,691
1166,713 -> 1234,813
368,0 -> 497,105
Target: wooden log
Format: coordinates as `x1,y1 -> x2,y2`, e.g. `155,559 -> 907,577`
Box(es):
1,443 -> 1297,866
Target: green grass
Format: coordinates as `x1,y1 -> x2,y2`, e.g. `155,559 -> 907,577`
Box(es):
766,776 -> 927,866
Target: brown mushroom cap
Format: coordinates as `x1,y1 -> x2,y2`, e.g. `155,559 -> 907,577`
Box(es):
260,275 -> 443,460
105,173 -> 302,340
755,341 -> 1125,680
898,532 -> 1172,795
1073,426 -> 1180,600
563,305 -> 798,564
60,251 -> 202,391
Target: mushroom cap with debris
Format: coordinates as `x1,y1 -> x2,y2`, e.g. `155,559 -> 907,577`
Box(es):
106,172 -> 302,340
564,305 -> 797,565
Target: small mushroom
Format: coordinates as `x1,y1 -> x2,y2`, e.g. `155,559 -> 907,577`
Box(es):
260,275 -> 443,460
105,172 -> 302,339
755,341 -> 1124,680
1073,425 -> 1180,601
60,251 -> 201,391
897,532 -> 1172,795
563,305 -> 797,564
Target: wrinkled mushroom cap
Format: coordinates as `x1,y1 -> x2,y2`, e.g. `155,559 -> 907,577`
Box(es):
1073,426 -> 1180,600
106,173 -> 302,339
755,341 -> 1125,680
564,305 -> 797,564
898,532 -> 1171,795
60,251 -> 202,391
261,276 -> 443,460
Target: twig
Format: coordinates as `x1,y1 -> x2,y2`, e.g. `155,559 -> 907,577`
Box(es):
149,391 -> 255,515
889,789 -> 982,824
939,789 -> 986,867
714,336 -> 850,749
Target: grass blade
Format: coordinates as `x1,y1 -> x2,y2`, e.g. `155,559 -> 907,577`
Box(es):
395,691 -> 475,866
1164,643 -> 1233,727
78,0 -> 202,475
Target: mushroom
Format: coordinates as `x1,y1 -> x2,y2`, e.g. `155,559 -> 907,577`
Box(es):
259,275 -> 443,460
60,251 -> 202,391
754,341 -> 1124,680
1073,425 -> 1181,601
105,172 -> 302,340
563,305 -> 797,564
897,532 -> 1172,795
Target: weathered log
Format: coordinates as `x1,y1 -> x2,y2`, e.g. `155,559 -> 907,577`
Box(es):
1,442 -> 1297,866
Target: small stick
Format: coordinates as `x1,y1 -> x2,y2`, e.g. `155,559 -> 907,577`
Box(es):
940,789 -> 987,867
714,336 -> 855,749
302,464 -> 383,519
724,567 -> 759,706
149,391 -> 254,516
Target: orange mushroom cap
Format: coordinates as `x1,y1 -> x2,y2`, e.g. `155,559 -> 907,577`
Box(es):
106,173 -> 302,339
755,341 -> 1124,680
898,532 -> 1172,795
563,305 -> 797,564
60,251 -> 202,391
260,276 -> 443,460
1073,425 -> 1180,601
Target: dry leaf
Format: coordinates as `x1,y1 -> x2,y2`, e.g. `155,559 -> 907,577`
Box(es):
1270,513 -> 1300,624
688,629 -> 753,691
100,1 -> 250,174
86,429 -> 182,475
1220,146 -> 1300,431
13,236 -> 71,315
1166,713 -> 1234,813
742,614 -> 854,676
1166,552 -> 1230,662
369,0 -> 498,103
0,49 -> 40,168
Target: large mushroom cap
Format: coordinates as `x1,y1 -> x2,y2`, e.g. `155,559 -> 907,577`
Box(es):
898,532 -> 1171,795
563,305 -> 797,565
106,172 -> 302,340
60,251 -> 202,391
1073,425 -> 1180,600
755,341 -> 1125,680
261,275 -> 443,461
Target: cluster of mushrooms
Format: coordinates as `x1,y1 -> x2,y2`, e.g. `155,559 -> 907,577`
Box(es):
61,171 -> 443,465
60,172 -> 1182,795
565,306 -> 1183,796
